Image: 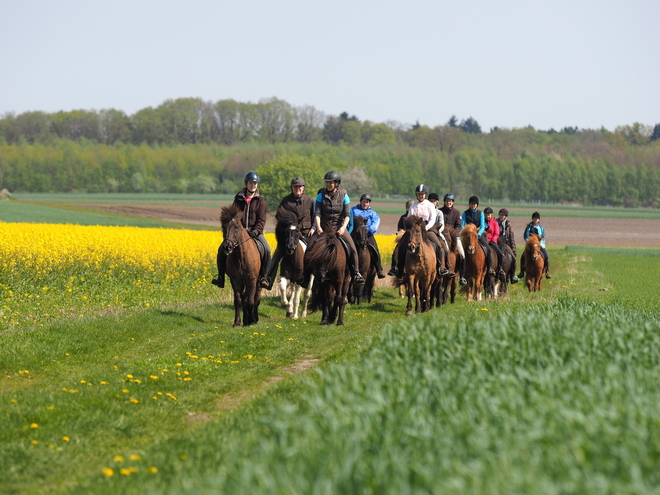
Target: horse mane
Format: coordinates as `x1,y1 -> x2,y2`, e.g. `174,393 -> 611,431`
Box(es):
526,233 -> 541,246
404,215 -> 429,242
275,209 -> 298,243
353,216 -> 367,229
306,233 -> 339,268
459,223 -> 477,244
220,204 -> 242,230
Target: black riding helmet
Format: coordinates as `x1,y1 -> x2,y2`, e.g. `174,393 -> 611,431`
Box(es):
415,184 -> 429,195
360,193 -> 372,201
291,177 -> 305,187
444,193 -> 455,201
323,171 -> 341,183
244,171 -> 260,183
484,207 -> 493,214
428,193 -> 440,202
469,195 -> 479,205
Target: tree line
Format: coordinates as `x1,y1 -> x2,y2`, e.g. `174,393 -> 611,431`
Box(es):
1,138 -> 659,208
2,97 -> 659,148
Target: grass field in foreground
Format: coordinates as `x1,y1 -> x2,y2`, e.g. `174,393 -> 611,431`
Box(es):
2,230 -> 660,492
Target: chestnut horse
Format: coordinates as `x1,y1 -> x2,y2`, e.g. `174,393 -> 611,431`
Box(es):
274,210 -> 313,319
350,216 -> 377,304
403,215 -> 436,315
524,233 -> 546,292
220,205 -> 262,327
459,224 -> 487,302
304,231 -> 350,326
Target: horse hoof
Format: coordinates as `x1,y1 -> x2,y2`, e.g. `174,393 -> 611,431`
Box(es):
321,320 -> 330,325
406,311 -> 413,316
286,312 -> 293,318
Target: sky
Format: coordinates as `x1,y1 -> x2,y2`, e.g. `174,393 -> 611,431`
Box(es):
1,0 -> 658,132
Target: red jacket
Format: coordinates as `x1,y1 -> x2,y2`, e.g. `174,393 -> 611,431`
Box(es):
485,217 -> 500,244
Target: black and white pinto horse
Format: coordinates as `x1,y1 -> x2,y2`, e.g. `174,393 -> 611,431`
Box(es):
275,210 -> 313,319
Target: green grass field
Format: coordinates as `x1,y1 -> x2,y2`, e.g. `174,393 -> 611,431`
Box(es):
2,199 -> 660,493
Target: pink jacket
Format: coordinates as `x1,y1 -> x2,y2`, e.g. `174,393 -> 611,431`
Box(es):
486,217 -> 500,244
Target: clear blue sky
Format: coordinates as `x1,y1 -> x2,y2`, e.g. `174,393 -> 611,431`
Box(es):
1,0 -> 658,132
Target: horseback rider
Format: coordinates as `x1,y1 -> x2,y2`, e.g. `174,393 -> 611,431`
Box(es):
350,193 -> 386,279
261,176 -> 315,290
461,195 -> 496,275
496,208 -> 519,284
397,200 -> 414,232
300,171 -> 365,287
518,211 -> 552,279
212,171 -> 271,289
428,192 -> 455,279
440,193 -> 467,286
483,207 -> 506,278
387,184 -> 450,278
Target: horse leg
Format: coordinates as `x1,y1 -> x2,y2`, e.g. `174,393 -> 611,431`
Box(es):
320,283 -> 331,325
290,284 -> 302,319
279,276 -> 290,308
406,276 -> 415,316
300,274 -> 313,318
232,283 -> 242,327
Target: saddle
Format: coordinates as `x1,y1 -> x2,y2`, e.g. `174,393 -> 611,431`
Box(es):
252,236 -> 267,259
338,235 -> 353,258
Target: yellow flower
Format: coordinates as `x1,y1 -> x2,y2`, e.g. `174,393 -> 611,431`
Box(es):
129,454 -> 141,461
30,423 -> 39,429
114,455 -> 124,462
102,468 -> 115,477
129,398 -> 139,403
62,436 -> 70,442
148,466 -> 158,474
31,440 -> 39,445
119,468 -> 132,476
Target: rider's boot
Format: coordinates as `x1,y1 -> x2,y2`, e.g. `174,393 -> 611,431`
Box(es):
458,256 -> 467,286
212,247 -> 226,289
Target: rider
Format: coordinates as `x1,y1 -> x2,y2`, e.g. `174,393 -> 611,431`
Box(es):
518,211 -> 552,279
484,207 -> 506,278
387,184 -> 450,278
350,193 -> 386,279
496,208 -> 519,284
428,192 -> 455,278
397,200 -> 414,232
461,195 -> 495,275
261,176 -> 315,290
301,171 -> 365,287
440,193 -> 467,286
212,171 -> 270,289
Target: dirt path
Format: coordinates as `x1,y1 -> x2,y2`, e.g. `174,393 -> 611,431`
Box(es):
82,203 -> 660,248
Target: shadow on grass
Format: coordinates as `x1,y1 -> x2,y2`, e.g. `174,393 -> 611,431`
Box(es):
159,310 -> 207,322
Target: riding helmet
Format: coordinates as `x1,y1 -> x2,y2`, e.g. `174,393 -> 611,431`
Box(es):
244,171 -> 260,183
360,193 -> 372,201
532,211 -> 541,219
415,184 -> 429,195
469,195 -> 479,205
428,193 -> 440,202
291,177 -> 305,187
499,208 -> 509,216
484,207 -> 493,214
323,171 -> 341,183
444,193 -> 455,201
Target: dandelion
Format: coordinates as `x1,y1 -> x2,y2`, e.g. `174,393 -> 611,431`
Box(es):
114,455 -> 124,462
149,375 -> 159,380
120,468 -> 132,476
31,440 -> 38,445
129,398 -> 139,403
148,466 -> 158,474
102,468 -> 115,477
62,436 -> 70,442
129,454 -> 141,461
122,389 -> 130,393
30,423 -> 39,429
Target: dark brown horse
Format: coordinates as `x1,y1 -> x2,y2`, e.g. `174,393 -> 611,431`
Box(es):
274,210 -> 312,319
220,205 -> 262,327
435,227 -> 457,306
524,233 -> 545,292
403,215 -> 436,315
350,216 -> 377,304
495,236 -> 516,296
304,231 -> 350,326
459,224 -> 487,302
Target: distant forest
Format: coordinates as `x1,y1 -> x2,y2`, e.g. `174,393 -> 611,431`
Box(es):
1,97 -> 659,207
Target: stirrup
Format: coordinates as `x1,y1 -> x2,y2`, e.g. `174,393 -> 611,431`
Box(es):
438,266 -> 449,276
459,277 -> 467,286
259,277 -> 271,289
511,276 -> 519,284
488,268 -> 496,275
211,277 -> 224,289
545,273 -> 552,279
377,271 -> 386,279
354,273 -> 365,285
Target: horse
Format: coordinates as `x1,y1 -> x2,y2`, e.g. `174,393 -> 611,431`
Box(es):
483,243 -> 502,299
304,231 -> 351,326
349,216 -> 377,304
274,209 -> 313,319
524,233 -> 545,292
495,236 -> 516,296
437,227 -> 457,305
403,215 -> 436,315
459,223 -> 487,302
220,205 -> 262,327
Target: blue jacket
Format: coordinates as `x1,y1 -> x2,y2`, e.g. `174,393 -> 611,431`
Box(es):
462,208 -> 486,237
524,222 -> 546,249
350,205 -> 381,235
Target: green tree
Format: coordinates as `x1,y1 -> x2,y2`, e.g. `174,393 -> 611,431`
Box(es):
256,154 -> 327,208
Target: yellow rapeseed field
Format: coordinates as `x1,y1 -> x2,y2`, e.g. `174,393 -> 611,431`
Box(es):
1,222 -> 396,328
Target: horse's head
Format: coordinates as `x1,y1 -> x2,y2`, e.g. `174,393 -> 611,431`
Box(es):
275,210 -> 301,256
405,215 -> 426,254
460,224 -> 478,254
220,205 -> 245,255
352,216 -> 369,249
527,234 -> 542,260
